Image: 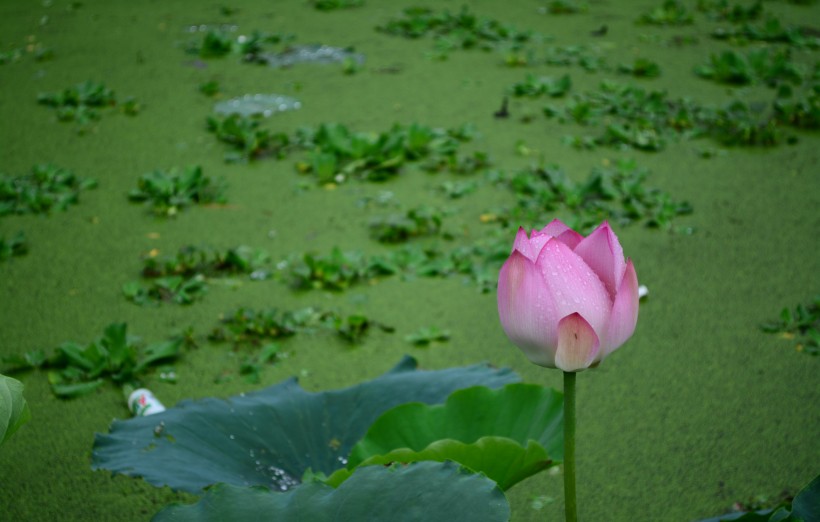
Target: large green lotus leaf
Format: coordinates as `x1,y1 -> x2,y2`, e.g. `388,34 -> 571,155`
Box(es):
1,373 -> 31,446
326,383 -> 562,490
92,356 -> 518,493
153,461 -> 509,522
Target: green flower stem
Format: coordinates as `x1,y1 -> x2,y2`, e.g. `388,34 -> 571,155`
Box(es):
563,370 -> 577,522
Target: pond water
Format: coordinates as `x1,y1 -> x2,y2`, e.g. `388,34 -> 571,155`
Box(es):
0,0 -> 818,520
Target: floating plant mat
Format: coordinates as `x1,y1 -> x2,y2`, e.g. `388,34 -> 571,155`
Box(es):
259,44 -> 364,67
213,94 -> 301,117
92,356 -> 519,493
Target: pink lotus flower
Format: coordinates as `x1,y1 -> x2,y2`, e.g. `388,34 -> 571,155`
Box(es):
497,220 -> 639,372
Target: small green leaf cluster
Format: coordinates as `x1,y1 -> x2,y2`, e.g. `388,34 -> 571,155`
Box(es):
0,36 -> 53,65
198,80 -> 220,97
497,159 -> 693,232
712,17 -> 820,47
0,232 -> 27,262
436,179 -> 478,199
295,122 -> 480,183
543,0 -> 587,15
1,323 -> 186,398
369,205 -> 444,243
210,307 -> 326,346
0,164 -> 97,216
325,313 -> 394,344
696,0 -> 763,23
636,0 -> 694,26
128,166 -> 227,217
37,81 -> 139,131
617,58 -> 662,78
695,48 -> 806,86
209,307 -> 393,381
191,29 -> 294,60
377,6 -> 533,57
207,114 -> 293,162
312,0 -> 363,11
544,45 -> 607,72
404,326 -> 451,346
283,248 -> 394,291
510,73 -> 572,98
123,245 -> 270,305
774,84 -> 820,129
760,295 -> 820,356
541,79 -> 814,148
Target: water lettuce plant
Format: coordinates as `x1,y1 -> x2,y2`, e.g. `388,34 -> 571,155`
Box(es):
123,245 -> 269,305
510,73 -> 572,98
695,48 -> 806,87
0,232 -> 27,262
696,0 -> 763,23
617,57 -> 662,78
377,6 -> 533,58
128,166 -> 227,217
369,205 -> 444,243
712,17 -> 820,47
494,159 -> 693,232
636,0 -> 694,25
0,164 -> 97,217
1,323 -> 186,398
37,81 -> 139,132
760,295 -> 820,355
311,0 -> 363,11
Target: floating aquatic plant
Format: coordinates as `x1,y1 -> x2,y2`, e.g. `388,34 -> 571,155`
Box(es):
712,17 -> 820,47
0,164 -> 97,217
37,81 -> 139,132
377,6 -> 533,58
760,295 -> 820,356
369,205 -> 445,243
544,45 -> 607,72
695,48 -> 806,87
0,232 -> 27,262
636,0 -> 694,25
696,0 -> 763,23
123,245 -> 270,306
404,326 -> 451,346
492,159 -> 693,233
0,323 -> 187,398
311,0 -> 364,10
617,58 -> 662,78
207,113 -> 293,162
510,73 -> 572,98
128,166 -> 227,217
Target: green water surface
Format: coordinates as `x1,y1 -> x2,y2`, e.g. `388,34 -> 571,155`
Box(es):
0,0 -> 818,520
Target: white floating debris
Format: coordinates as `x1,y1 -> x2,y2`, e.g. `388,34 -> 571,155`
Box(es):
128,388 -> 166,416
260,44 -> 364,67
638,285 -> 649,299
213,94 -> 302,117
